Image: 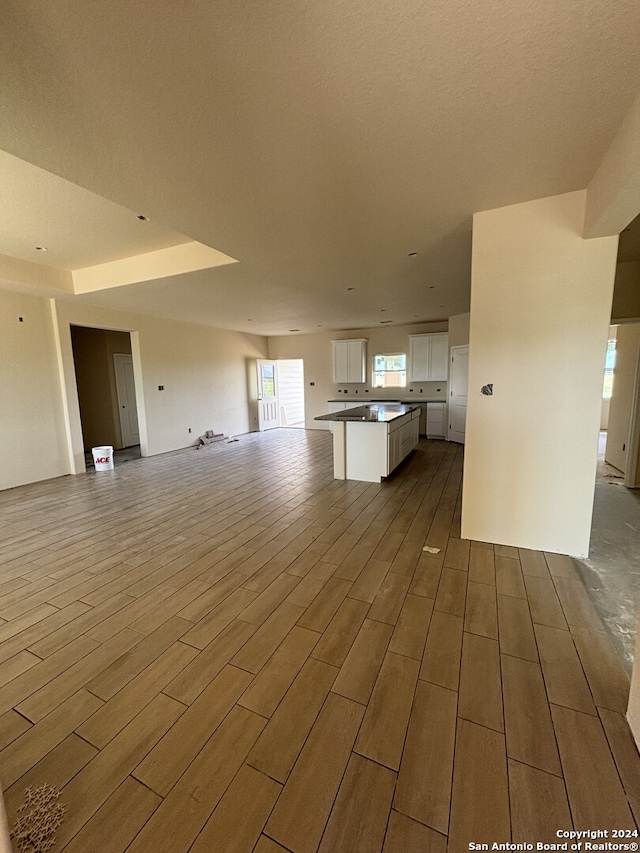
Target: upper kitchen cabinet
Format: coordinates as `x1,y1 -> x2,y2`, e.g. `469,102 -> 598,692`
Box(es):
332,339 -> 367,383
408,333 -> 449,382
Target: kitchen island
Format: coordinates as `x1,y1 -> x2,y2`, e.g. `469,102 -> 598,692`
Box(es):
328,397 -> 447,437
315,404 -> 420,482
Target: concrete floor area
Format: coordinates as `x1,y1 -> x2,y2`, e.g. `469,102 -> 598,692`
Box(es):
573,433 -> 640,673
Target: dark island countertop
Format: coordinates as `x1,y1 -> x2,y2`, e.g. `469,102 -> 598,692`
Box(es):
315,403 -> 419,423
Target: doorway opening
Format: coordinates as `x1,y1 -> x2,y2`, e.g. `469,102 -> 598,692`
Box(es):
70,326 -> 141,466
574,218 -> 640,672
257,359 -> 305,431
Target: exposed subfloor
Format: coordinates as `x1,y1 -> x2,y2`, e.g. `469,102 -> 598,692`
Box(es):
0,429 -> 638,851
572,433 -> 640,673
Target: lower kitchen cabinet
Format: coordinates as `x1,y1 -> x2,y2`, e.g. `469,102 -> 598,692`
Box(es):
426,402 -> 446,438
340,408 -> 420,482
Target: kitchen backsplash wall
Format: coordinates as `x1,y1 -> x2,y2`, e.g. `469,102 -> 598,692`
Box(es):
331,381 -> 446,400
268,320 -> 449,428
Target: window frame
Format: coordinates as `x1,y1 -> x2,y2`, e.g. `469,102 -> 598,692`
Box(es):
603,338 -> 616,401
372,352 -> 407,389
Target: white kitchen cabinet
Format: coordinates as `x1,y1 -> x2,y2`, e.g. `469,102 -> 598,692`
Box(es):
408,334 -> 449,382
387,426 -> 402,474
400,409 -> 420,458
426,402 -> 446,438
386,407 -> 419,475
332,339 -> 367,383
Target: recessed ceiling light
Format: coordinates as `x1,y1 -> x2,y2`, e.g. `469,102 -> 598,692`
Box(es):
408,252 -> 418,257
35,246 -> 48,251
137,214 -> 150,221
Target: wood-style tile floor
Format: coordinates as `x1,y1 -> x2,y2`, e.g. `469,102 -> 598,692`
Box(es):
0,429 -> 638,852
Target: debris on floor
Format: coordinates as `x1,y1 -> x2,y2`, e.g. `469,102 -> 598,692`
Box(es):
422,545 -> 441,554
10,784 -> 65,853
197,430 -> 225,448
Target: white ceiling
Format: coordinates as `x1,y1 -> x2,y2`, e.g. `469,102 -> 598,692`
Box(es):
0,150 -> 190,269
1,0 -> 640,336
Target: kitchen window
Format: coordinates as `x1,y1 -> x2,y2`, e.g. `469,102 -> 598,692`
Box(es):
373,353 -> 407,388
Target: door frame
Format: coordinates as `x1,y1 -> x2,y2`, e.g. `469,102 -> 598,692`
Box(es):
257,359 -> 280,431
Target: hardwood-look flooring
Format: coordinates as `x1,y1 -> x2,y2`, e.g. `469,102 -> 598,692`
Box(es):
0,429 -> 638,852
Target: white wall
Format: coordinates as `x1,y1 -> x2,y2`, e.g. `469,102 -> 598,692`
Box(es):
448,312 -> 470,348
462,191 -> 618,557
585,89 -> 640,239
0,286 -> 268,489
605,323 -> 640,473
53,300 -> 268,472
0,290 -> 69,490
268,321 -> 448,429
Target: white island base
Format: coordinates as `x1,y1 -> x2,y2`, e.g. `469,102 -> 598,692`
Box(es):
327,406 -> 420,483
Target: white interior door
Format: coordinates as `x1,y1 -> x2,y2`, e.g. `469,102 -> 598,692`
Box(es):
114,353 -> 140,447
257,360 -> 279,430
449,345 -> 469,444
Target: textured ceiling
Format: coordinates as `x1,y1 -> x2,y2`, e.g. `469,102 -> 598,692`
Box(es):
1,0 -> 640,335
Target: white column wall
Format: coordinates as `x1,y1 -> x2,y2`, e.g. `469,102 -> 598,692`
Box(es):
462,191 -> 618,557
0,290 -> 69,490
